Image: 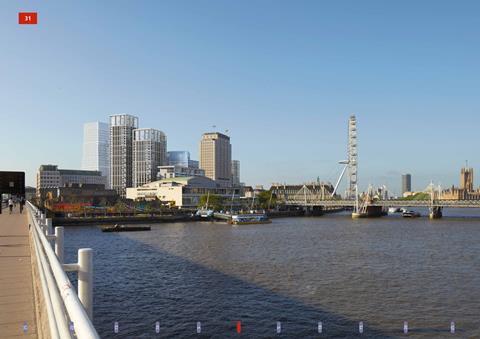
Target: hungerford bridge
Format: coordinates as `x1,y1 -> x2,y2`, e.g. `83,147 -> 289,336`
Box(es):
278,183 -> 480,208
283,196 -> 480,209
275,115 -> 480,218
277,183 -> 480,219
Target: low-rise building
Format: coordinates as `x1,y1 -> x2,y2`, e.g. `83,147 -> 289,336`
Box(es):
55,184 -> 117,204
126,176 -> 239,208
242,185 -> 265,198
36,165 -> 106,199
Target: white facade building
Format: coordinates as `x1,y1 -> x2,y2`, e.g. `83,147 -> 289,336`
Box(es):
126,176 -> 239,208
82,122 -> 110,188
133,128 -> 167,187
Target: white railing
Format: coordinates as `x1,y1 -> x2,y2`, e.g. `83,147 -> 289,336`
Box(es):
27,201 -> 100,339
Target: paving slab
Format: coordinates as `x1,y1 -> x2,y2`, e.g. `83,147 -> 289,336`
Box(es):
0,209 -> 37,338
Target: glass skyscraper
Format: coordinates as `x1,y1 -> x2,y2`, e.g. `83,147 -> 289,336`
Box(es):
231,160 -> 240,186
167,151 -> 199,169
82,122 -> 110,188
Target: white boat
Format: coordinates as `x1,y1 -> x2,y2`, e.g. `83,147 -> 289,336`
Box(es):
388,207 -> 401,214
196,192 -> 214,218
402,210 -> 421,218
196,209 -> 214,218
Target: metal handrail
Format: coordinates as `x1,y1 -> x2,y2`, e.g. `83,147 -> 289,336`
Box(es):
27,202 -> 100,339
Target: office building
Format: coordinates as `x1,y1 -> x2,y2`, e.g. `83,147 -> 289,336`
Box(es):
133,128 -> 167,187
110,114 -> 138,197
402,174 -> 412,195
167,151 -> 199,169
189,160 -> 199,169
199,132 -> 232,186
82,122 -> 110,188
36,165 -> 106,199
231,160 -> 240,186
157,165 -> 205,179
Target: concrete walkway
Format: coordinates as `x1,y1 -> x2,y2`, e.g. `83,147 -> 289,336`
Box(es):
0,207 -> 37,338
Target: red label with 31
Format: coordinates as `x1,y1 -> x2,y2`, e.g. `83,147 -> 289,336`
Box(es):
19,12 -> 38,25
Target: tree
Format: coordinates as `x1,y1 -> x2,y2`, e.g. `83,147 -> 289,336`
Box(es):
114,201 -> 127,215
144,203 -> 154,216
256,191 -> 277,210
400,192 -> 430,201
198,194 -> 224,211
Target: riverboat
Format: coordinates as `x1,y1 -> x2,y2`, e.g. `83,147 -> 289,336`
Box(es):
196,209 -> 214,218
230,214 -> 271,225
388,207 -> 401,214
402,210 -> 421,218
101,224 -> 151,232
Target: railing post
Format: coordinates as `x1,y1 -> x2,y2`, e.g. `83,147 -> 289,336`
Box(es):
46,218 -> 53,237
78,248 -> 93,320
55,227 -> 64,264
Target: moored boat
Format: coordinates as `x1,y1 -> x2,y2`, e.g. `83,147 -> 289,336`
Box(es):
402,210 -> 421,218
230,214 -> 271,225
101,224 -> 151,232
196,209 -> 214,218
388,207 -> 401,214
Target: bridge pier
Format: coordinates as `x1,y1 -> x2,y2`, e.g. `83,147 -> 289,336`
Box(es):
303,206 -> 324,216
429,206 -> 443,219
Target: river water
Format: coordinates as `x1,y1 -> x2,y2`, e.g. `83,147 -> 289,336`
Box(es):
64,210 -> 480,338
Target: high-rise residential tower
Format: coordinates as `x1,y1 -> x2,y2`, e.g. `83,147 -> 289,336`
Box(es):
82,122 -> 110,188
231,160 -> 240,186
133,128 -> 167,187
199,132 -> 232,186
110,114 -> 138,197
402,174 -> 412,194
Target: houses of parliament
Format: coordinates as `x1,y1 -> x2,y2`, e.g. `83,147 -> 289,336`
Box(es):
442,166 -> 480,200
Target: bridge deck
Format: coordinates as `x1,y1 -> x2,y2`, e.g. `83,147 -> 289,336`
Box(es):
0,206 -> 37,338
284,199 -> 480,208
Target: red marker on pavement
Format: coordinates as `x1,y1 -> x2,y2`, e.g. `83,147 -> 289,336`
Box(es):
236,321 -> 242,334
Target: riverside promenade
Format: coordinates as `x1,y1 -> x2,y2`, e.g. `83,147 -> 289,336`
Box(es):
0,207 -> 37,338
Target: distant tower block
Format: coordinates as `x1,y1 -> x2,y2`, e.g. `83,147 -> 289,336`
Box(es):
347,115 -> 358,199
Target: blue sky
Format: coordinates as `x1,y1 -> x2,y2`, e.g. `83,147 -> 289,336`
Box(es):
1,1 -> 479,195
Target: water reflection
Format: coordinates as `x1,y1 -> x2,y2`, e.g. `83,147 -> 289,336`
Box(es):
64,213 -> 480,338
